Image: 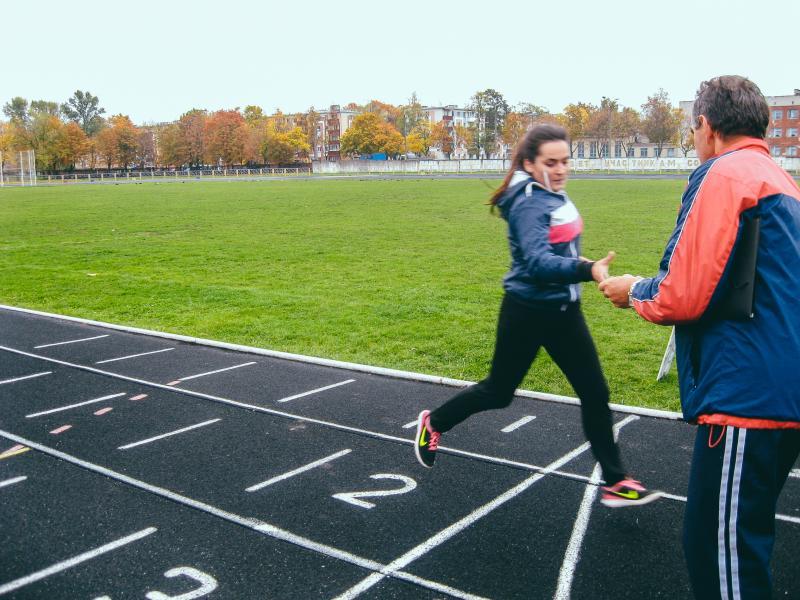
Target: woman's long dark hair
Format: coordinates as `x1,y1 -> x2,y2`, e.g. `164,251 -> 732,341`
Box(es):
489,123 -> 569,206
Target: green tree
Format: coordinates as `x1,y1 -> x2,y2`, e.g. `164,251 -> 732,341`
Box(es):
62,90 -> 105,136
397,92 -> 427,137
29,100 -> 61,118
468,89 -> 509,157
3,97 -> 29,125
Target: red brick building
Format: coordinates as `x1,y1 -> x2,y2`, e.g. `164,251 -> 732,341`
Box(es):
766,90 -> 800,158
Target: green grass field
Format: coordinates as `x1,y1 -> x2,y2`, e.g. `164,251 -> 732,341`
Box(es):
0,178 -> 686,411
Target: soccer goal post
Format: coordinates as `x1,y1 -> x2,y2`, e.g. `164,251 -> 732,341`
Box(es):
0,150 -> 37,187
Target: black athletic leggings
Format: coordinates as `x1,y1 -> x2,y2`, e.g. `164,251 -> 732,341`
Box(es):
429,292 -> 627,485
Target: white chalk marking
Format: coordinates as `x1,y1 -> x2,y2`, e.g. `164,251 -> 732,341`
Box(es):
246,449 -> 352,492
0,371 -> 51,385
402,420 -> 416,429
94,407 -> 113,416
26,393 -> 126,418
49,425 -> 72,435
0,476 -> 27,489
130,394 -> 148,401
34,335 -> 109,349
95,348 -> 174,364
118,419 -> 221,450
554,463 -> 602,599
790,469 -> 800,479
170,362 -> 257,383
0,527 -> 156,596
276,379 -> 355,403
0,429 -> 485,600
332,416 -> 640,599
501,415 -> 536,433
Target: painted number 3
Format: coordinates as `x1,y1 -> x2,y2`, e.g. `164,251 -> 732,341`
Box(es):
332,474 -> 417,509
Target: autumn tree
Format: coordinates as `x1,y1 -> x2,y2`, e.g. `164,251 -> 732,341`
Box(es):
204,109 -> 247,167
364,100 -> 400,126
641,89 -> 681,157
405,121 -> 431,156
558,102 -> 594,157
108,115 -> 138,168
62,90 -> 105,136
95,127 -> 117,169
299,107 -> 321,159
340,113 -> 403,157
261,126 -> 310,165
429,121 -> 454,156
675,108 -> 695,157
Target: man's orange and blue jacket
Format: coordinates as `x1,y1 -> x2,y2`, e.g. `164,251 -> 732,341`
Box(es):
631,138 -> 800,427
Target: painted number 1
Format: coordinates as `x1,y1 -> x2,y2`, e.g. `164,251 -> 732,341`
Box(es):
332,474 -> 417,509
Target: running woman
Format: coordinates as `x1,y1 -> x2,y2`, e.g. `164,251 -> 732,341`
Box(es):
413,124 -> 660,507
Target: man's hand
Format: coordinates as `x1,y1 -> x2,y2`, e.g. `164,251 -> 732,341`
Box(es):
590,251 -> 616,283
598,274 -> 641,308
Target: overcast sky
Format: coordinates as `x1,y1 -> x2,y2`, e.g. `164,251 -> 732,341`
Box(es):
4,0 -> 798,124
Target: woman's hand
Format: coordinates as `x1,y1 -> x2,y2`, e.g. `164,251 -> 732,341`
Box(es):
590,251 -> 616,283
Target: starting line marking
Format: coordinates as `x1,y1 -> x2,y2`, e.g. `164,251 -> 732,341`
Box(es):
167,362 -> 257,385
0,527 -> 157,596
95,348 -> 175,364
0,429 -> 485,600
276,379 -> 356,403
246,449 -> 352,492
0,475 -> 27,489
118,419 -> 222,450
501,416 -> 536,433
0,371 -> 52,386
34,335 -> 109,349
26,393 -> 127,418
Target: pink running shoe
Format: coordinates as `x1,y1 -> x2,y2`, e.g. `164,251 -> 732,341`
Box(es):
601,478 -> 663,507
414,410 -> 441,468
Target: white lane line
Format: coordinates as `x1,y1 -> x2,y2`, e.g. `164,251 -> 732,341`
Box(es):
501,415 -> 536,433
246,449 -> 352,492
332,416 -> 640,600
26,393 -> 126,418
0,371 -> 52,385
168,362 -> 257,384
34,335 -> 109,349
276,379 -> 356,403
0,345 -> 681,490
554,462 -> 602,599
790,469 -> 800,479
95,348 -> 174,364
0,475 -> 27,489
0,430 -> 486,600
0,527 -> 156,596
402,420 -> 416,429
50,425 -> 72,435
118,419 -> 221,450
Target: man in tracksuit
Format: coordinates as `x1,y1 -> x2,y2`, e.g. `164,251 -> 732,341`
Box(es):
600,75 -> 800,598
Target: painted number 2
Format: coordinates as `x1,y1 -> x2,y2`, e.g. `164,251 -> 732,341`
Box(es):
145,567 -> 218,599
332,474 -> 417,509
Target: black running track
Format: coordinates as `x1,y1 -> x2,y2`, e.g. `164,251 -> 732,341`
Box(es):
0,306 -> 798,599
